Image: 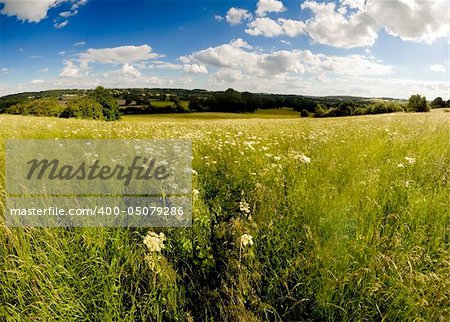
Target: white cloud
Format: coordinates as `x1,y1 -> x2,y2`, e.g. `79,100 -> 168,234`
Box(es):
54,20 -> 69,29
246,17 -> 305,38
300,1 -> 378,48
246,17 -> 284,37
280,40 -> 292,45
38,68 -> 50,73
181,39 -> 393,80
183,64 -> 208,74
255,0 -> 285,17
226,8 -> 252,25
368,0 -> 449,44
59,10 -> 77,18
79,45 -> 161,65
213,69 -> 244,83
340,0 -> 365,10
73,41 -> 86,47
298,0 -> 449,48
214,15 -> 224,22
430,64 -> 446,73
238,0 -> 449,48
2,68 -> 9,74
120,64 -> 141,78
153,61 -> 183,70
31,79 -> 44,84
0,0 -> 63,23
71,0 -> 88,11
59,60 -> 82,78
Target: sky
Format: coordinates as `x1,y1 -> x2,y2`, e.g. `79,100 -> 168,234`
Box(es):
0,0 -> 448,99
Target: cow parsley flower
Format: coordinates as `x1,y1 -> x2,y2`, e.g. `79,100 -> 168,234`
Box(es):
298,154 -> 311,164
240,234 -> 254,247
405,157 -> 416,164
144,232 -> 166,252
239,200 -> 251,214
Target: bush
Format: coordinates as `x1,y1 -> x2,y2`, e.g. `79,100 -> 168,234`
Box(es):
431,97 -> 446,109
407,94 -> 429,112
6,98 -> 64,116
89,86 -> 120,121
60,97 -> 104,120
300,109 -> 312,117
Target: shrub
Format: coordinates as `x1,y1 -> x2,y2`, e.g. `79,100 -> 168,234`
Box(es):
60,97 -> 104,120
407,94 -> 429,112
6,98 -> 64,116
89,86 -> 120,121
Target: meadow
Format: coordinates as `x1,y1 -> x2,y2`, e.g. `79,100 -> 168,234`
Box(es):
0,111 -> 449,321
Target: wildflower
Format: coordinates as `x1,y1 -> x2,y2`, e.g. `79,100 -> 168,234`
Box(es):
192,169 -> 198,175
192,189 -> 200,198
144,232 -> 166,252
405,157 -> 416,164
240,234 -> 254,247
239,200 -> 251,214
397,163 -> 405,168
295,154 -> 311,164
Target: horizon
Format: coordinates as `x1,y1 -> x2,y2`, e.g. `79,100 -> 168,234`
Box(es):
0,0 -> 449,99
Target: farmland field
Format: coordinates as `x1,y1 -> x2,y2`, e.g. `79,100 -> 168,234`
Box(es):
0,112 -> 449,321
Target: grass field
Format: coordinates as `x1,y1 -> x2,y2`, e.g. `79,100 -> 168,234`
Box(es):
0,112 -> 449,321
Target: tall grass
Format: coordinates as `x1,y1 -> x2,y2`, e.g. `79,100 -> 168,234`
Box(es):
0,113 -> 449,321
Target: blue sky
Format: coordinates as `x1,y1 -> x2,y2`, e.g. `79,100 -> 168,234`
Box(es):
0,0 -> 448,98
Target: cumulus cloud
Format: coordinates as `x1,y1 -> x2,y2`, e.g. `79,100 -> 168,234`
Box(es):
255,0 -> 285,17
246,17 -> 284,37
246,17 -> 305,38
183,64 -> 208,74
369,0 -> 449,44
79,45 -> 162,65
0,0 -> 62,22
299,0 -> 378,48
120,64 -> 141,78
239,0 -> 449,47
300,0 -> 449,47
181,39 -> 393,80
0,0 -> 88,23
59,60 -> 83,78
226,8 -> 252,25
430,64 -> 446,73
60,44 -> 164,80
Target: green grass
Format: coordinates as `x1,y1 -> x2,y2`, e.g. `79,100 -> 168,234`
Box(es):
0,112 -> 449,321
124,107 -> 299,121
149,100 -> 190,109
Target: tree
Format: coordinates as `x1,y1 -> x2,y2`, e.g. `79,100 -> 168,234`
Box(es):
7,98 -> 63,116
407,94 -> 429,112
431,97 -> 446,108
89,86 -> 120,120
60,97 -> 104,119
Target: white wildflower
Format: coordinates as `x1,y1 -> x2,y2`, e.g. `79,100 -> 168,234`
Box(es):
239,200 -> 251,214
192,189 -> 200,198
298,154 -> 311,164
192,169 -> 198,175
397,163 -> 405,168
404,157 -> 416,164
240,234 -> 254,247
143,232 -> 166,252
